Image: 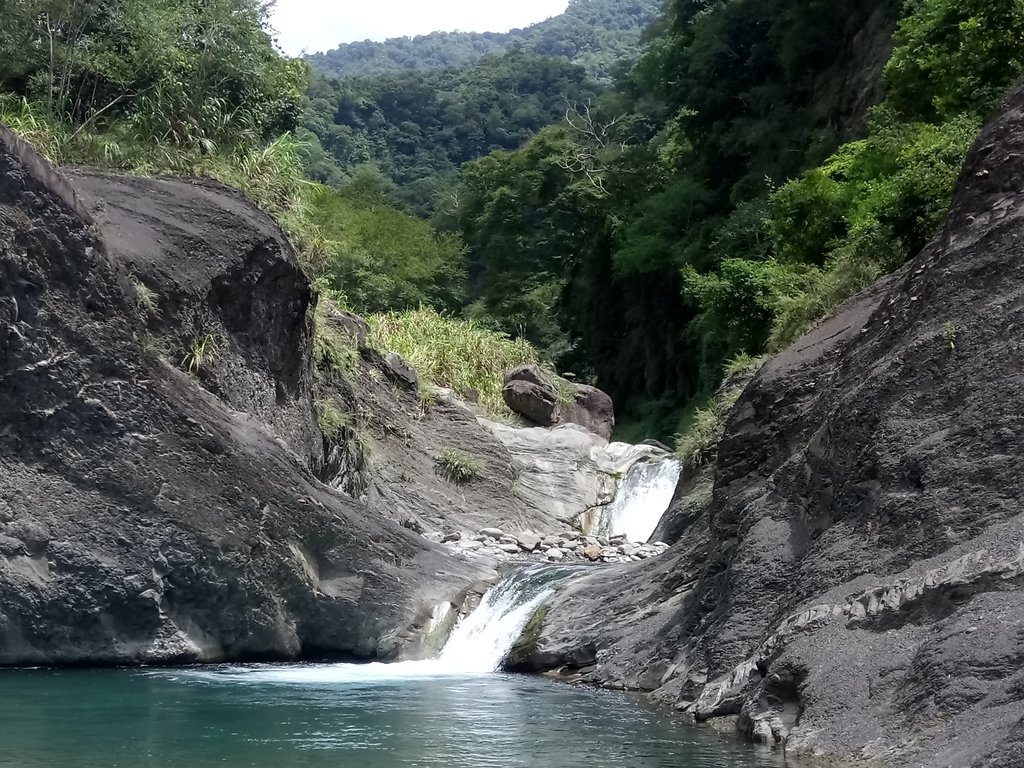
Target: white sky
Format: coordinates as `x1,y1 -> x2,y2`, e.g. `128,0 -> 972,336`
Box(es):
269,0 -> 571,56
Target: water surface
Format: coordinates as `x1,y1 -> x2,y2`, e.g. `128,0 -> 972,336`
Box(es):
0,665 -> 784,768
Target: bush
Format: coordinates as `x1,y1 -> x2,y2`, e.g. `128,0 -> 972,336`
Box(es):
434,448 -> 481,484
367,307 -> 539,417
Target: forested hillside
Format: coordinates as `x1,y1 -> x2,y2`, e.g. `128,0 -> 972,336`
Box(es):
305,0 -> 661,81
4,0 -> 1024,445
301,51 -> 598,215
456,0 -> 1024,439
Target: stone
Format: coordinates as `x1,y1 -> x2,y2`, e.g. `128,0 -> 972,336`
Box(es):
456,539 -> 483,551
618,543 -> 639,557
324,307 -> 370,347
516,532 -> 542,552
501,364 -> 615,439
479,527 -> 504,539
545,548 -> 565,561
499,543 -> 521,554
584,544 -> 602,561
441,531 -> 463,543
383,351 -> 420,391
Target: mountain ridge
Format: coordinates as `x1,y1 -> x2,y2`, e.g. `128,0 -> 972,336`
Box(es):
305,0 -> 662,81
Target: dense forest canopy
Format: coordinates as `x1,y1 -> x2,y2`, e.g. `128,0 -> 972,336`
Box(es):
301,51 -> 599,215
4,0 -> 1024,443
305,0 -> 662,82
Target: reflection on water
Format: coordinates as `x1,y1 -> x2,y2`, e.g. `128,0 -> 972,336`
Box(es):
0,666 -> 784,768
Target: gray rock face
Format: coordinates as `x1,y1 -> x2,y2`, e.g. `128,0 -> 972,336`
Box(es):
0,127 -> 481,666
502,364 -> 614,439
509,82 -> 1024,767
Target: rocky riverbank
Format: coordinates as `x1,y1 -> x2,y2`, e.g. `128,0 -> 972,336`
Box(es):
427,527 -> 671,564
507,80 -> 1024,768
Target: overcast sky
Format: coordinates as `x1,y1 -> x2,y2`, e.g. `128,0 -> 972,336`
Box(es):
269,0 -> 571,55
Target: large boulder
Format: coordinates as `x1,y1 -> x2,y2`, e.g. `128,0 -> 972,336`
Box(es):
502,364 -> 614,440
0,126 -> 483,666
509,82 -> 1024,767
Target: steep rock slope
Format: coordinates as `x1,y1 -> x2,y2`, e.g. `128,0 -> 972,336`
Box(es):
0,127 -> 482,666
515,83 -> 1024,767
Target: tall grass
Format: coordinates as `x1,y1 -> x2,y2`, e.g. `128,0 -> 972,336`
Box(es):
367,307 -> 539,416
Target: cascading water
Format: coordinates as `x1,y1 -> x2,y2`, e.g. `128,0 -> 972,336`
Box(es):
437,563 -> 576,672
188,564 -> 577,684
581,457 -> 681,543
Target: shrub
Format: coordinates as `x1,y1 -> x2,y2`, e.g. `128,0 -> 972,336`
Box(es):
315,398 -> 349,441
367,307 -> 539,417
434,448 -> 481,485
181,334 -> 219,374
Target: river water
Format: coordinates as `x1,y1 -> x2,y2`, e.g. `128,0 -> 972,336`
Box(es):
0,666 -> 782,768
0,567 -> 780,768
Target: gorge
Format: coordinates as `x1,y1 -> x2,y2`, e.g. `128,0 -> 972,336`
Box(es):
3,1 -> 1024,766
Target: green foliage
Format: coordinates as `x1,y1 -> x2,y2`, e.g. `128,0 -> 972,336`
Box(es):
302,50 -> 599,215
434,448 -> 482,485
885,0 -> 1024,122
182,334 -> 219,375
307,0 -> 663,82
132,278 -> 160,317
674,382 -> 747,470
315,398 -> 350,441
311,185 -> 467,314
367,308 -> 539,417
313,299 -> 361,379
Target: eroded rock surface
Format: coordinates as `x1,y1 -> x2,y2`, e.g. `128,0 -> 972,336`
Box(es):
0,127 -> 482,666
512,83 -> 1024,767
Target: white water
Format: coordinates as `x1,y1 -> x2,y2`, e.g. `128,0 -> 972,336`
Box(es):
181,565 -> 575,685
592,457 -> 681,543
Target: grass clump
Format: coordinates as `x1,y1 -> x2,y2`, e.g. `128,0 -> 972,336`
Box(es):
315,398 -> 350,441
313,298 -> 361,379
132,277 -> 160,317
674,383 -> 747,471
434,448 -> 482,485
181,334 -> 219,374
368,307 -> 539,416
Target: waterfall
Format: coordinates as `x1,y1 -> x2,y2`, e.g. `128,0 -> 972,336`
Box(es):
437,563 -> 575,672
183,565 -> 576,684
580,457 -> 681,543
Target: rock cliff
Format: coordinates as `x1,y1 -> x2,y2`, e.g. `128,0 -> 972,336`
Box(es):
0,126 -> 485,665
513,82 -> 1024,767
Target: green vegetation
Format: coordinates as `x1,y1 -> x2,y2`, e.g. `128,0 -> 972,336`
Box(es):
306,0 -> 662,82
315,397 -> 349,441
182,334 -> 219,375
434,448 -> 482,485
2,0 -> 1019,449
301,50 -> 598,215
367,308 -> 539,416
132,278 -> 160,317
454,0 -> 1024,441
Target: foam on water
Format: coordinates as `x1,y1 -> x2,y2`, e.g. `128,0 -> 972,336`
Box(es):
178,564 -> 576,685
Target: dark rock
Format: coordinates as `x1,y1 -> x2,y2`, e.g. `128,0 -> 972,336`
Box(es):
0,127 -> 482,666
511,81 -> 1024,767
324,308 -> 370,347
502,364 -> 615,440
383,351 -> 419,391
502,376 -> 558,427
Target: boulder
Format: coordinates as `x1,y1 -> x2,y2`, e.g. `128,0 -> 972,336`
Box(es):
479,527 -> 504,539
516,532 -> 542,552
545,548 -> 565,561
584,544 -> 602,561
501,364 -> 615,440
